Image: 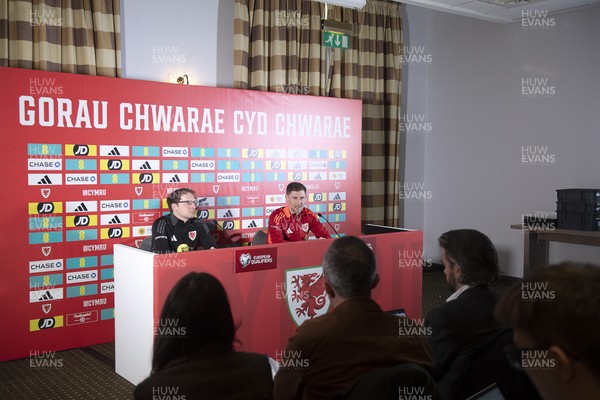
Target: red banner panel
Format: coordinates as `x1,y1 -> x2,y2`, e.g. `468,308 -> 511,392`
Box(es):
0,67 -> 362,361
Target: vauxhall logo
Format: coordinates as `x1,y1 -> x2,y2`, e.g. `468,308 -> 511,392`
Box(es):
108,228 -> 123,238
73,145 -> 89,156
74,216 -> 90,226
139,173 -> 153,183
37,202 -> 55,214
107,160 -> 122,170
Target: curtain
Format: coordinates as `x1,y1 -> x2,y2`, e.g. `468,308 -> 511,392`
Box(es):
234,0 -> 402,226
0,0 -> 121,77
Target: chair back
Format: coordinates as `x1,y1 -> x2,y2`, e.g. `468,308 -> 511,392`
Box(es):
251,229 -> 268,245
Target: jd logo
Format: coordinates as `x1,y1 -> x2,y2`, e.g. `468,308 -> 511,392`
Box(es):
139,173 -> 153,183
74,216 -> 90,226
333,203 -> 342,211
38,317 -> 55,330
198,210 -> 209,219
37,202 -> 54,214
107,160 -> 122,170
108,228 -> 123,238
223,221 -> 234,230
293,172 -> 302,180
73,145 -> 89,156
247,149 -> 259,158
313,193 -> 323,201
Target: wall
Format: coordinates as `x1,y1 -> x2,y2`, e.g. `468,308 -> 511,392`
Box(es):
403,4 -> 600,276
121,0 -> 233,87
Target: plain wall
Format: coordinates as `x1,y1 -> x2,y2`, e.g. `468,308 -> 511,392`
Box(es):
121,0 -> 233,86
403,4 -> 600,276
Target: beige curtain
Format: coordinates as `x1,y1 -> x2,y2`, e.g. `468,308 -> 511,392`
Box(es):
234,0 -> 402,226
0,0 -> 121,77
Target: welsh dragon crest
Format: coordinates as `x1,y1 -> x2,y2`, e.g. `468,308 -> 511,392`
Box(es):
285,266 -> 330,326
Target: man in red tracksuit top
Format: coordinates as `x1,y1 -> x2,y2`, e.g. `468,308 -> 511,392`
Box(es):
267,182 -> 332,243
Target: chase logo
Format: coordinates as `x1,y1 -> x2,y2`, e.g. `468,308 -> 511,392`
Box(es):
29,202 -> 62,214
30,316 -> 64,332
65,144 -> 97,156
65,174 -> 97,185
101,227 -> 131,239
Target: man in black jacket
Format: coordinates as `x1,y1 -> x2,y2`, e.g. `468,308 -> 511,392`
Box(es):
425,229 -> 539,400
151,188 -> 217,253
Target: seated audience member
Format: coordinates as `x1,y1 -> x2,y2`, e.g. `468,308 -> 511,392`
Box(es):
273,236 -> 433,400
151,188 -> 217,253
425,229 -> 539,399
134,272 -> 273,400
267,182 -> 331,243
495,263 -> 600,400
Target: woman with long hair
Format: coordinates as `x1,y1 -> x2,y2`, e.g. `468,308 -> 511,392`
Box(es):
134,272 -> 273,400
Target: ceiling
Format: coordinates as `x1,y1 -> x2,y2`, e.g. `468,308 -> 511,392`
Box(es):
396,0 -> 600,23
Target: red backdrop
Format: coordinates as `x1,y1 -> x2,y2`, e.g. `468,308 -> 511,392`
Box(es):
0,67 -> 362,361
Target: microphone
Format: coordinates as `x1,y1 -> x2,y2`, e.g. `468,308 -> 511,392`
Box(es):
213,219 -> 240,247
318,213 -> 341,238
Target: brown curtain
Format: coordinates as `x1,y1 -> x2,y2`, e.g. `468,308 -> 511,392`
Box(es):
0,0 -> 121,77
234,0 -> 402,227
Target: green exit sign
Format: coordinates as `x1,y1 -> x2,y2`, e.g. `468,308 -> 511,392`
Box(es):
323,31 -> 350,49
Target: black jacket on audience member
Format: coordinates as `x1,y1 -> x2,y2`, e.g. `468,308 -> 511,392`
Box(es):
425,285 -> 540,400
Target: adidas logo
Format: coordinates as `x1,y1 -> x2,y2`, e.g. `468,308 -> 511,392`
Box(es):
108,215 -> 121,224
75,203 -> 88,212
223,210 -> 233,218
108,147 -> 121,156
333,194 -> 341,200
169,175 -> 181,183
248,220 -> 257,228
314,173 -> 322,180
140,161 -> 152,170
39,291 -> 54,300
37,175 -> 52,185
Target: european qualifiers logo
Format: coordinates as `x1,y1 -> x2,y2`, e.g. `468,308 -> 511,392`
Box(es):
400,113 -> 432,134
400,46 -> 432,65
521,77 -> 556,98
29,350 -> 63,368
521,282 -> 556,301
521,10 -> 556,29
521,145 -> 556,166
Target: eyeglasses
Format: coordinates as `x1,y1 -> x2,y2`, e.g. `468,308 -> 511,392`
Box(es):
175,200 -> 197,207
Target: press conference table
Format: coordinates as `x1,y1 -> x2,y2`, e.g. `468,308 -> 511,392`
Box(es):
114,230 -> 424,385
511,224 -> 600,273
